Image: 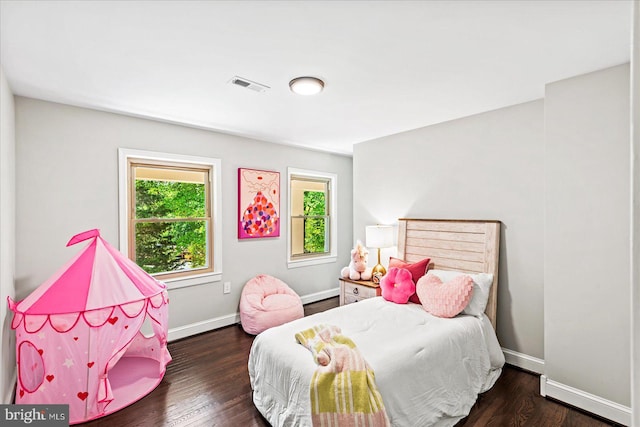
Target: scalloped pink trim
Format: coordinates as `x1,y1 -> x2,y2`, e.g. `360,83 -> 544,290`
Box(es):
120,300 -> 146,318
10,293 -> 167,332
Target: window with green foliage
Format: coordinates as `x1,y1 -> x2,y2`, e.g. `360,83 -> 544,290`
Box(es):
302,190 -> 327,253
129,162 -> 213,278
290,175 -> 331,259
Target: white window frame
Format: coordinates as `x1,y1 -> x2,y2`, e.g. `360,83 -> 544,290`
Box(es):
287,167 -> 337,268
118,148 -> 222,289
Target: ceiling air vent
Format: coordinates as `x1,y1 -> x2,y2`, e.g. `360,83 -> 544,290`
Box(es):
229,76 -> 270,93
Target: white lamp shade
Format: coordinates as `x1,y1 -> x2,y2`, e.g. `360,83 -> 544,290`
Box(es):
365,225 -> 394,248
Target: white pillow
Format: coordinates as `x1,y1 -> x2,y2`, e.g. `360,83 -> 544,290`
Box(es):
427,269 -> 493,316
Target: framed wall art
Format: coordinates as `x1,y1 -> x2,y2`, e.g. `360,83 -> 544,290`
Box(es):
238,168 -> 280,239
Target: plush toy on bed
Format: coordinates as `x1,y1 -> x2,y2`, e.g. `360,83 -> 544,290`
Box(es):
380,267 -> 416,304
341,240 -> 373,281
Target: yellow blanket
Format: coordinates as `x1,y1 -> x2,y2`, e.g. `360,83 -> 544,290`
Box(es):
295,324 -> 390,427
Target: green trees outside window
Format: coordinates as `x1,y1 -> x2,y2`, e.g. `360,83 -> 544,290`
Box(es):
133,170 -> 210,275
303,190 -> 327,254
288,168 -> 336,264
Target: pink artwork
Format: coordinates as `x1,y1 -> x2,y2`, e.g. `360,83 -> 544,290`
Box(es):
238,168 -> 280,239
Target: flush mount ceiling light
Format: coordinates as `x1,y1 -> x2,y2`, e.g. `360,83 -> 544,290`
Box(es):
289,77 -> 324,95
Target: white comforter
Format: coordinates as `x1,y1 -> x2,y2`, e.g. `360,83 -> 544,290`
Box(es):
248,297 -> 505,427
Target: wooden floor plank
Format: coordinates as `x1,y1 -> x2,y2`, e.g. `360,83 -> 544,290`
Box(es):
82,297 -> 620,426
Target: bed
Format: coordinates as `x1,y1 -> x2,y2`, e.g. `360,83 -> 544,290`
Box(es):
248,219 -> 505,426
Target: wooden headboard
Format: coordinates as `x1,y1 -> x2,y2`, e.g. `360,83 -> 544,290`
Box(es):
397,218 -> 501,330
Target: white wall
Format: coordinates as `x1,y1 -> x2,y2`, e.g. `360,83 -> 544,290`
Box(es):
631,2 -> 639,424
14,97 -> 353,338
0,67 -> 16,403
544,64 -> 630,421
353,99 -> 545,362
354,63 -> 632,423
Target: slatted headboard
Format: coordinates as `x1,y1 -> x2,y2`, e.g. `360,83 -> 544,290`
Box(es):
397,218 -> 501,330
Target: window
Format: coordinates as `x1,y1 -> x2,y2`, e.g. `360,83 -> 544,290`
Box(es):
119,149 -> 222,288
130,162 -> 211,276
288,168 -> 337,268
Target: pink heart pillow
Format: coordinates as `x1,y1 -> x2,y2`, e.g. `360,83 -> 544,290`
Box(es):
380,267 -> 416,304
416,273 -> 474,318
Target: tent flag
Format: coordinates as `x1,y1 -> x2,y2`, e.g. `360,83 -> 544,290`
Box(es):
67,228 -> 101,247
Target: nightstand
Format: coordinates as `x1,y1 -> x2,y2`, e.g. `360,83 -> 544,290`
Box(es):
339,277 -> 382,305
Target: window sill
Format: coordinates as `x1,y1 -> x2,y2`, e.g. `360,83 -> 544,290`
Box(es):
161,271 -> 222,290
287,255 -> 337,269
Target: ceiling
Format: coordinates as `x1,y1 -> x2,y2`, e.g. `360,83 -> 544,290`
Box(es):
0,1 -> 632,155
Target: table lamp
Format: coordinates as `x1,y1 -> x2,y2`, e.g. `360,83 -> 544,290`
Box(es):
365,225 -> 394,281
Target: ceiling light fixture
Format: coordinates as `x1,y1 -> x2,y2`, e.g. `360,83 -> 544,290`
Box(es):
289,77 -> 324,95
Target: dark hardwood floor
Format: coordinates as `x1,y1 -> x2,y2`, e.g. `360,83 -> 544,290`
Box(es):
83,297 -> 619,426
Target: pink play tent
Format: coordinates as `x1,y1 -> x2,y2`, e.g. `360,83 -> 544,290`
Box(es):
7,229 -> 171,424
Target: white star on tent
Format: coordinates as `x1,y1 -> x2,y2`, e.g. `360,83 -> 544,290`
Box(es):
37,332 -> 45,339
63,358 -> 74,368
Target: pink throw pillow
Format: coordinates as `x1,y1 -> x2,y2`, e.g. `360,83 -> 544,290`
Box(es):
380,267 -> 416,304
388,257 -> 431,304
416,273 -> 474,318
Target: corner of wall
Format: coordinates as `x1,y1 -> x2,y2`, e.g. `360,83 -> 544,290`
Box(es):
0,66 -> 17,404
540,376 -> 631,426
544,63 -> 631,422
502,347 -> 544,374
630,1 -> 640,424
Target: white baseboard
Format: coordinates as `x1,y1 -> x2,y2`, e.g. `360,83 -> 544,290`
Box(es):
300,287 -> 339,305
501,349 -> 630,425
167,287 -> 340,342
168,313 -> 240,342
3,368 -> 16,404
540,375 -> 631,426
501,347 -> 545,374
